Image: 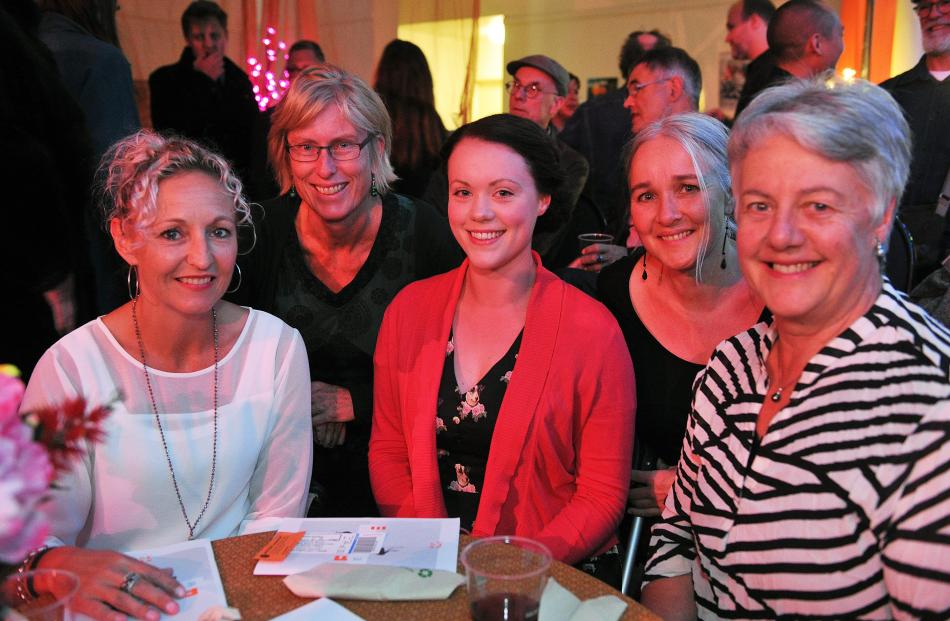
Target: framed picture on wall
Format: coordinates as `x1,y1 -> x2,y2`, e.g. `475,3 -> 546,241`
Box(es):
586,77 -> 617,99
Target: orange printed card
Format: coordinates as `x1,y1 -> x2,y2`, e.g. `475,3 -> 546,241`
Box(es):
254,531 -> 306,562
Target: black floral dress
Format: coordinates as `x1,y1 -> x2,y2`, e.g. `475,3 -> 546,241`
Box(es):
436,330 -> 523,532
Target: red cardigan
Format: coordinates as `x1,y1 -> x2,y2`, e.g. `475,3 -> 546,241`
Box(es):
369,258 -> 635,564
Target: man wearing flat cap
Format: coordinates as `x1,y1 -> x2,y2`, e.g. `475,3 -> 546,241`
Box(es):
505,54 -> 590,268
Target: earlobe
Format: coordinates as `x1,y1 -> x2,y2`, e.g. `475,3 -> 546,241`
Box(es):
110,218 -> 137,266
875,198 -> 897,240
537,194 -> 552,217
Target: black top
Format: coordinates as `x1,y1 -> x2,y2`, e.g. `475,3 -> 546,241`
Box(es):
597,252 -> 704,465
734,52 -> 789,120
435,331 -> 523,532
233,191 -> 463,516
149,47 -> 259,180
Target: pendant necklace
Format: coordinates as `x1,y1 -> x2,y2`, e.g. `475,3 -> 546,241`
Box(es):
132,297 -> 218,540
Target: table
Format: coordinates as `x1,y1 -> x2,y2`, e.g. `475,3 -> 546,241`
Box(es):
212,532 -> 661,620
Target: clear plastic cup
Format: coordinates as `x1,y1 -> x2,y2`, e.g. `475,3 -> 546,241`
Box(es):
1,569 -> 80,621
578,233 -> 614,248
461,536 -> 551,621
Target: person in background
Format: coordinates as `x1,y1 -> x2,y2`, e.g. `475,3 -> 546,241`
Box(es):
560,30 -> 671,252
642,78 -> 950,620
38,0 -> 141,315
569,45 -> 704,275
881,0 -> 950,285
551,72 -> 580,132
371,114 -> 634,581
286,39 -> 325,83
597,113 -> 766,587
374,39 -> 448,199
0,0 -> 96,380
149,1 -> 258,184
19,131 -> 312,621
735,0 -> 843,117
233,65 -> 462,518
714,0 -> 775,123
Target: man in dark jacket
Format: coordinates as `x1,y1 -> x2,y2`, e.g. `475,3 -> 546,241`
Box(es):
881,0 -> 950,284
149,1 -> 258,182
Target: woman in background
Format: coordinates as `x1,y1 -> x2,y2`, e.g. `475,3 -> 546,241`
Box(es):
370,114 -> 634,571
374,39 -> 447,199
21,132 -> 312,620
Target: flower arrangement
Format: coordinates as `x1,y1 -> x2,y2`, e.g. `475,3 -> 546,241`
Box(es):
0,366 -> 111,566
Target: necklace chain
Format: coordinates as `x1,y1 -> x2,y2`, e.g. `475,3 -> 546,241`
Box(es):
132,298 -> 218,540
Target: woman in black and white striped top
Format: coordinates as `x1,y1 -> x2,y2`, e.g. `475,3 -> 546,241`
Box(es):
641,78 -> 950,620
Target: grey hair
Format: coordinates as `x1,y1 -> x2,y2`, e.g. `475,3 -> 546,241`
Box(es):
729,77 -> 911,226
268,63 -> 397,196
624,112 -> 732,282
100,130 -> 252,237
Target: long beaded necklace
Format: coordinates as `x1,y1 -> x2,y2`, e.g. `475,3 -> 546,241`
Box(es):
132,297 -> 218,540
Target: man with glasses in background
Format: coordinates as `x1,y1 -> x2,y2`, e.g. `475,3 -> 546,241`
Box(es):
624,47 -> 701,135
882,0 -> 950,285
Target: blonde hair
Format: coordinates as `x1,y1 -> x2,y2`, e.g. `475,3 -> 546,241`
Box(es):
100,130 -> 251,235
268,64 -> 396,195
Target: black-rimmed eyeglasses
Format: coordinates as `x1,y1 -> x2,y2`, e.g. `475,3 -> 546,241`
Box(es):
287,135 -> 375,162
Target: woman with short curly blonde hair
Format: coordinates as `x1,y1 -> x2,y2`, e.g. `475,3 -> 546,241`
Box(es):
20,130 -> 312,621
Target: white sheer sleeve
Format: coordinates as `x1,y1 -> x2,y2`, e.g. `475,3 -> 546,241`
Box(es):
239,327 -> 312,528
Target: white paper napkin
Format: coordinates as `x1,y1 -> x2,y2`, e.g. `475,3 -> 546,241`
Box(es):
268,597 -> 365,620
538,578 -> 627,621
283,564 -> 464,601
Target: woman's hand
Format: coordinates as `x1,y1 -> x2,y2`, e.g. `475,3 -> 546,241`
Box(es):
311,381 -> 355,448
628,467 -> 677,517
568,243 -> 628,273
36,546 -> 185,621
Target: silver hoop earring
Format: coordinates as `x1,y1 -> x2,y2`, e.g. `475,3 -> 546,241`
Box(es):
226,264 -> 242,294
127,265 -> 140,300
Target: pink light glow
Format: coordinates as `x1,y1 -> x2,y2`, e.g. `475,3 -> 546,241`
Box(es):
262,38 -> 271,45
278,41 -> 287,50
267,27 -> 276,35
247,57 -> 258,65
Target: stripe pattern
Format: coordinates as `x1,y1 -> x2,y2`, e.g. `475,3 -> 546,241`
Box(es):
645,283 -> 950,620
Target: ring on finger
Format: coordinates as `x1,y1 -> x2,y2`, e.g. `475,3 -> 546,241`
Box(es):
120,571 -> 140,594
598,254 -> 605,263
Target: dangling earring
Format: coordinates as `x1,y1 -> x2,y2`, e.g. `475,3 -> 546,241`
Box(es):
370,173 -> 379,197
127,265 -> 140,300
289,185 -> 297,198
226,264 -> 242,294
641,251 -> 648,281
720,217 -> 728,270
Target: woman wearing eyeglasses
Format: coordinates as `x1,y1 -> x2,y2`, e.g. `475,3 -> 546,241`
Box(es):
233,65 -> 462,518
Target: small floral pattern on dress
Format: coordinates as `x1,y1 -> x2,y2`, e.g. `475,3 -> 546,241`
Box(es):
458,385 -> 487,422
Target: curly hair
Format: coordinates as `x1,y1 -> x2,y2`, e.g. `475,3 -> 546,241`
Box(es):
100,130 -> 252,236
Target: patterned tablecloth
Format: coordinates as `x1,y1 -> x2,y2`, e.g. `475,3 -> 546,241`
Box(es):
212,532 -> 661,620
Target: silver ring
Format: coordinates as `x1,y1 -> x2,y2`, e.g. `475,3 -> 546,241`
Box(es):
598,254 -> 605,263
120,572 -> 140,594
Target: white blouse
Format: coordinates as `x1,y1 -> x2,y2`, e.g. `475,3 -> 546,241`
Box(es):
22,309 -> 313,551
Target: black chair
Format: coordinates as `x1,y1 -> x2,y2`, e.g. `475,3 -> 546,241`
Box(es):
886,216 -> 915,293
620,438 -> 657,597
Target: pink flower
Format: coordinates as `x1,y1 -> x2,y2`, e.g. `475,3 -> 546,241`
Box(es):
0,375 -> 53,564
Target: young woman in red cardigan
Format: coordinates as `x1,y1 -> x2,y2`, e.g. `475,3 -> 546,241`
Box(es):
369,114 -> 635,579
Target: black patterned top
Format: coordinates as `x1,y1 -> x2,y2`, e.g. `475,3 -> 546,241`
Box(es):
436,330 -> 523,532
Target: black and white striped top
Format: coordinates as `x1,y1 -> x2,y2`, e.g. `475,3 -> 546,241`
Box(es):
645,283 -> 950,620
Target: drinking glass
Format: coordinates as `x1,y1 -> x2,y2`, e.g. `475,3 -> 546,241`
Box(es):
1,569 -> 80,621
461,536 -> 551,621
